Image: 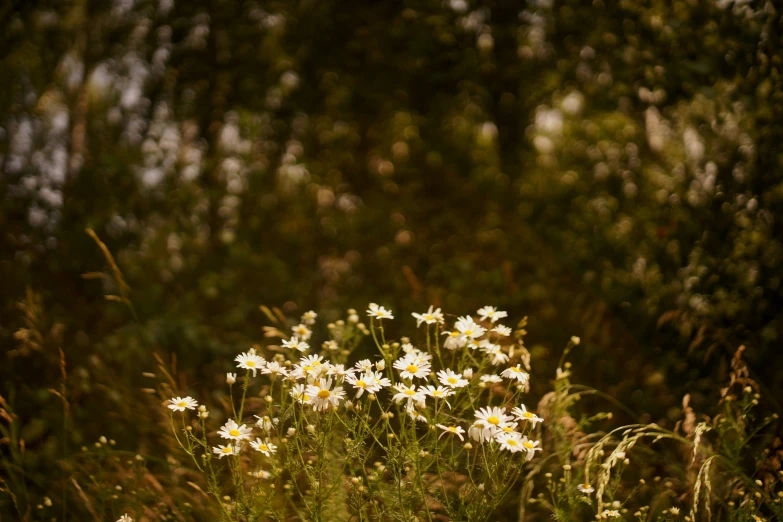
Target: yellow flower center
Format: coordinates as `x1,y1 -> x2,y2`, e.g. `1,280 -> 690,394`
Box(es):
177,401 -> 187,408
404,390 -> 416,396
502,426 -> 513,433
356,380 -> 366,388
246,361 -> 256,367
522,412 -> 534,418
448,427 -> 457,432
425,315 -> 433,320
259,444 -> 268,451
222,447 -> 232,453
487,416 -> 500,425
523,441 -> 535,449
464,329 -> 473,336
581,484 -> 590,489
229,429 -> 240,437
449,332 -> 459,338
506,439 -> 518,447
447,377 -> 457,384
317,389 -> 331,399
406,365 -> 419,374
433,391 -> 443,397
512,367 -> 522,373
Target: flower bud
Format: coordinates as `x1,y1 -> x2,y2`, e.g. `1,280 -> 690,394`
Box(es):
227,373 -> 237,385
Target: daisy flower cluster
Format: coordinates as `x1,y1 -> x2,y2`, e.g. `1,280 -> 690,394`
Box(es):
165,305 -> 546,521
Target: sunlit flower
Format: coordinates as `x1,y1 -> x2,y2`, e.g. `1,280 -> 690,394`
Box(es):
455,316 -> 486,340
117,515 -> 133,522
556,367 -> 571,380
501,365 -> 530,383
218,419 -> 253,441
479,374 -> 502,384
601,510 -> 620,518
292,324 -> 312,341
345,371 -> 388,398
511,405 -> 543,426
577,483 -> 594,494
496,431 -> 525,453
327,363 -> 352,379
423,385 -> 454,406
491,325 -> 512,337
235,352 -> 266,376
355,359 -> 374,372
306,377 -> 345,411
167,396 -> 198,412
436,424 -> 465,441
254,415 -> 276,431
367,303 -> 394,320
250,438 -> 278,456
406,404 -> 428,423
393,355 -> 432,380
290,383 -> 311,404
282,336 -> 309,352
301,310 -> 318,325
520,437 -> 542,461
477,306 -> 508,323
437,369 -> 468,388
412,306 -> 444,327
292,355 -> 326,380
213,444 -> 240,459
392,384 -> 426,407
472,406 -> 513,441
262,361 -> 289,378
442,330 -> 467,350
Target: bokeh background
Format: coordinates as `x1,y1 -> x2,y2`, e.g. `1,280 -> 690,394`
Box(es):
2,0 -> 783,519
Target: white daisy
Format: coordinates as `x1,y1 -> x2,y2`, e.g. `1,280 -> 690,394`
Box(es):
442,330 -> 467,350
511,405 -> 543,426
218,419 -> 253,441
423,385 -> 454,407
437,369 -> 469,388
520,437 -> 542,461
436,424 -> 465,441
392,384 -> 426,408
292,355 -> 325,380
305,377 -> 346,411
235,352 -> 266,376
326,363 -> 352,379
354,359 -> 374,372
290,383 -> 311,404
577,483 -> 594,494
282,336 -> 309,352
501,365 -> 530,383
117,515 -> 133,522
167,396 -> 198,412
367,303 -> 394,320
301,310 -> 318,325
496,431 -> 525,453
393,355 -> 432,380
491,325 -> 512,337
261,361 -> 289,378
292,324 -> 312,341
479,374 -> 502,384
213,444 -> 240,458
345,371 -> 388,398
477,306 -> 508,323
455,316 -> 486,340
472,406 -> 513,441
601,510 -> 620,518
250,438 -> 278,456
411,305 -> 444,327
